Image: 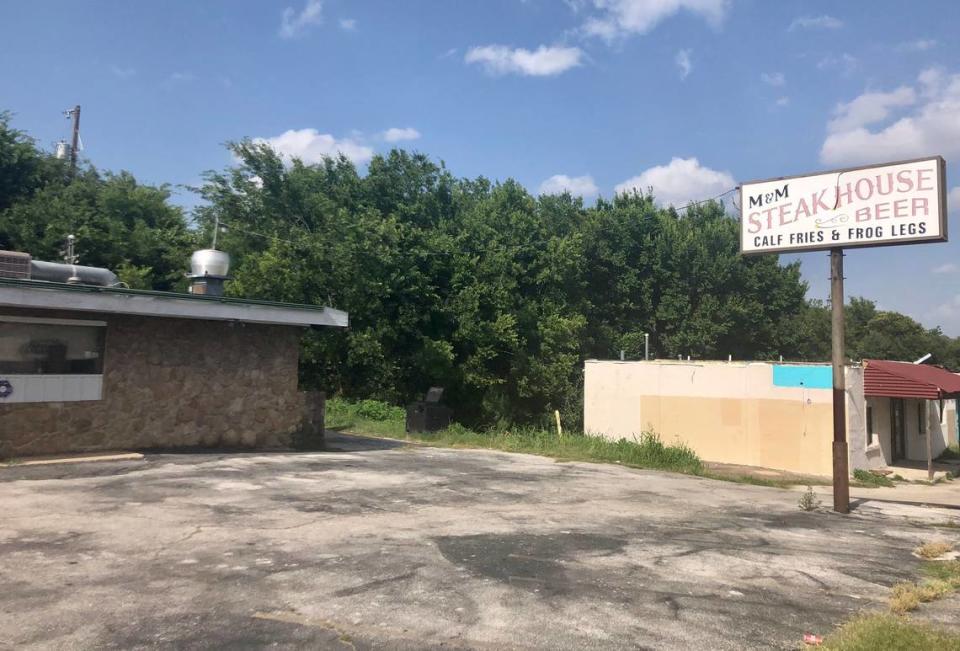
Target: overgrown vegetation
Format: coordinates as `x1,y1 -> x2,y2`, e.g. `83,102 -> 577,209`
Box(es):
889,560 -> 960,614
823,560 -> 960,648
938,444 -> 960,461
327,397 -> 704,475
853,468 -> 896,488
5,111 -> 960,427
821,614 -> 960,650
915,541 -> 954,560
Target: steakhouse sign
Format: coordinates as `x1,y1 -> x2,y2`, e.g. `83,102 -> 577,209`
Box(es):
740,156 -> 946,254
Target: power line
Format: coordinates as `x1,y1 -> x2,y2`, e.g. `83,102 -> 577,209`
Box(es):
671,186 -> 740,213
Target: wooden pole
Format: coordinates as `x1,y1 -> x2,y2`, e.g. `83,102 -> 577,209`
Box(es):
830,248 -> 850,513
69,105 -> 81,173
927,400 -> 935,481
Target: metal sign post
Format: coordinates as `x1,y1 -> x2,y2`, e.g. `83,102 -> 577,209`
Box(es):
830,249 -> 849,513
739,156 -> 947,514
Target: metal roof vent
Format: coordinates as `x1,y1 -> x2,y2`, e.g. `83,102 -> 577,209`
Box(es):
187,249 -> 231,297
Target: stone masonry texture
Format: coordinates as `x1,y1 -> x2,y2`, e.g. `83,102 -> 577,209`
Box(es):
0,309 -> 307,458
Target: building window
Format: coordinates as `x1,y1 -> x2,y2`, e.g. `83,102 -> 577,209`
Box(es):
0,318 -> 105,374
866,405 -> 874,447
918,401 -> 926,436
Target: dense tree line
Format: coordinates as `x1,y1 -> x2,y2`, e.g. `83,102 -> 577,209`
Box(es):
2,111 -> 958,427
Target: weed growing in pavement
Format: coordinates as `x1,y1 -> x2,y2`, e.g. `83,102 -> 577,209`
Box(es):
798,486 -> 822,511
821,613 -> 960,650
916,541 -> 954,560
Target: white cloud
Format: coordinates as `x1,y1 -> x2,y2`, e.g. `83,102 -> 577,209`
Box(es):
675,49 -> 692,80
933,263 -> 959,274
465,44 -> 583,77
582,0 -> 729,40
339,18 -> 356,31
280,0 -> 323,39
538,174 -> 599,197
161,71 -> 195,89
826,87 -> 916,133
110,65 -> 135,79
775,96 -> 790,107
253,128 -> 373,165
789,15 -> 843,31
817,53 -> 858,76
821,69 -> 960,165
382,127 -> 421,143
761,72 -> 785,87
897,39 -> 937,53
615,157 -> 735,206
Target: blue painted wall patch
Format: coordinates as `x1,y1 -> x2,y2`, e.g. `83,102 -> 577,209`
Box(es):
772,365 -> 832,389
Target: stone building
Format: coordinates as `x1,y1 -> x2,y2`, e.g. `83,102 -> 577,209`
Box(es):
0,276 -> 347,458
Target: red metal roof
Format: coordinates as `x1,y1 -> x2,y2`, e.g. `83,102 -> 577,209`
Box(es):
863,359 -> 960,399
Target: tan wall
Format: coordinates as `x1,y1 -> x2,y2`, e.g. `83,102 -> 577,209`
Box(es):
584,360 -> 865,476
0,309 -> 308,458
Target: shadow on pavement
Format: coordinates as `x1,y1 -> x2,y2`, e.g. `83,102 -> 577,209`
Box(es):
0,432 -> 406,482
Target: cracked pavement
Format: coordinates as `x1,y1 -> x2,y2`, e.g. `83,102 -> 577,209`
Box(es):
1,433 -> 957,650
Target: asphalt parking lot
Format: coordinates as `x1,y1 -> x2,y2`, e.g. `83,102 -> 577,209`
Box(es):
1,433 -> 956,650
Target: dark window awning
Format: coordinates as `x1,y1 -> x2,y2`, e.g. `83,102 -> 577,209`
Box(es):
863,359 -> 960,400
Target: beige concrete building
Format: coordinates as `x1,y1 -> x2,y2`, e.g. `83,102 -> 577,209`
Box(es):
584,359 -> 959,477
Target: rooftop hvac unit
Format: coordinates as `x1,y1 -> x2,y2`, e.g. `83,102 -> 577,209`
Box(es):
0,251 -> 31,279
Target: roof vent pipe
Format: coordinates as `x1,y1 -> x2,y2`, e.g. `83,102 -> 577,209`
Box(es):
29,259 -> 120,287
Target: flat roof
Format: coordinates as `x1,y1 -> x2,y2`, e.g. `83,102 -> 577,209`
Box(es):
0,277 -> 348,328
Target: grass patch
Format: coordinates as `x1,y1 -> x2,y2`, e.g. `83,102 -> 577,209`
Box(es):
916,541 -> 954,560
852,468 -> 896,488
326,398 -> 704,475
326,398 -> 860,488
888,560 -> 960,614
821,613 -> 960,650
408,424 -> 705,475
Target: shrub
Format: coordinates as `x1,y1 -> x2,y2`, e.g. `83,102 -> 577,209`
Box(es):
853,468 -> 895,488
798,486 -> 822,511
353,399 -> 405,422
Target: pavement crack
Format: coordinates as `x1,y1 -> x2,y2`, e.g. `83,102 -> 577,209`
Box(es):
152,525 -> 203,561
252,611 -> 357,650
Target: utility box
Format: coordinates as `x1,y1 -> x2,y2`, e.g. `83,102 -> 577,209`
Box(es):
0,251 -> 32,280
406,387 -> 452,433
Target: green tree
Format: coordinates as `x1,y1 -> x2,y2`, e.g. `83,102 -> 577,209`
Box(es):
0,112 -> 194,290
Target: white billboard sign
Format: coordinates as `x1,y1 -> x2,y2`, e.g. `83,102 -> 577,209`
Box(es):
740,156 -> 946,254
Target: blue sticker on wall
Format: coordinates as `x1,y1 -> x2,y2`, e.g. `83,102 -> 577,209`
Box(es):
772,365 -> 832,389
0,379 -> 12,399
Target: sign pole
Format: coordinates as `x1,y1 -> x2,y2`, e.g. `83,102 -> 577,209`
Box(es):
830,248 -> 850,513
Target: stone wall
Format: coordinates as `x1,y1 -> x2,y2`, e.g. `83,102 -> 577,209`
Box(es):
0,310 -> 311,458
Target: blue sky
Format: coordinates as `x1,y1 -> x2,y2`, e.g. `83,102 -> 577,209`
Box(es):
3,0 -> 960,332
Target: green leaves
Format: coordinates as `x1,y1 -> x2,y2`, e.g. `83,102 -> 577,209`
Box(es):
0,112 -> 836,427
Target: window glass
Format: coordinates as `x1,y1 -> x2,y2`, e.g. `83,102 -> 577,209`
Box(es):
0,322 -> 105,374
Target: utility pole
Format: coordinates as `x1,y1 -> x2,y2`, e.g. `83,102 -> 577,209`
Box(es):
66,105 -> 80,173
830,249 -> 850,513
